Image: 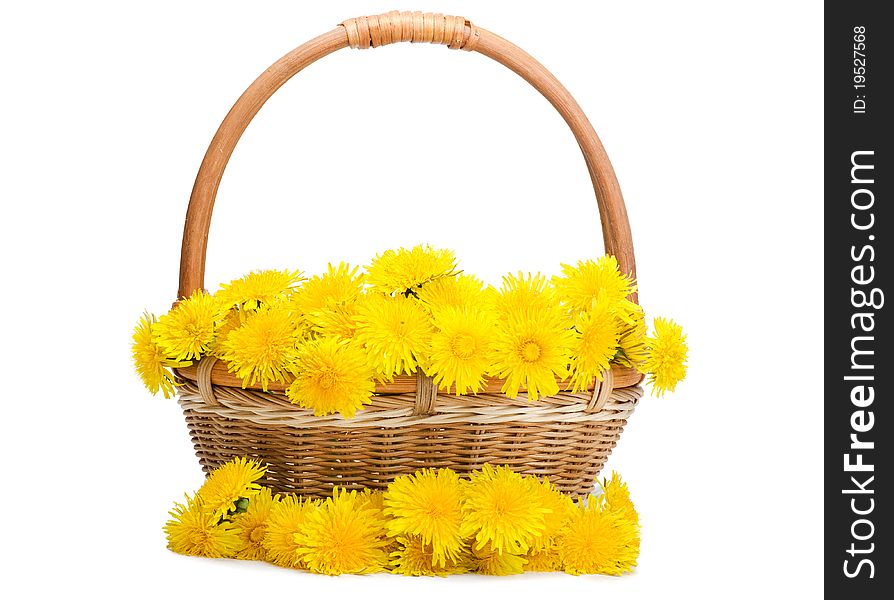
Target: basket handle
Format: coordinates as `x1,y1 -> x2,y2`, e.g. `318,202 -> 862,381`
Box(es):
178,11 -> 637,299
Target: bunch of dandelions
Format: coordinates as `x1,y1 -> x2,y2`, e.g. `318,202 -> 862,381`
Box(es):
163,459 -> 640,576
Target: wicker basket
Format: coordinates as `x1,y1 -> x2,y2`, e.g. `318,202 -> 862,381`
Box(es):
174,11 -> 644,498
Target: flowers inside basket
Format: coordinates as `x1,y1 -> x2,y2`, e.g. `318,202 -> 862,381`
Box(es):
135,247 -> 686,409
133,10 -> 689,577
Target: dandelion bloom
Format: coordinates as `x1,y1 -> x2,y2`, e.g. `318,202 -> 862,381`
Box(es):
470,542 -> 526,576
616,307 -> 649,368
286,337 -> 375,418
197,456 -> 266,519
219,305 -> 301,390
568,300 -> 620,392
216,269 -> 303,311
493,272 -> 553,318
461,464 -> 551,555
428,306 -> 495,394
383,468 -> 465,567
262,495 -> 318,568
153,290 -> 228,361
489,308 -> 573,401
354,294 -> 433,378
366,245 -> 456,295
231,487 -> 279,561
643,317 -> 688,396
552,256 -> 639,323
601,472 -> 639,525
390,535 -> 468,576
164,494 -> 243,558
524,546 -> 562,572
295,488 -> 389,575
559,494 -> 639,576
131,312 -> 182,398
416,274 -> 493,311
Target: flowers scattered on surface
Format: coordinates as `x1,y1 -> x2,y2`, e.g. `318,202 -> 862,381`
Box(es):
196,456 -> 266,519
559,493 -> 640,576
164,494 -> 244,558
460,464 -> 551,554
133,246 -> 687,413
294,488 -> 389,575
383,468 -> 465,567
232,486 -> 278,561
164,458 -> 640,576
261,495 -> 318,568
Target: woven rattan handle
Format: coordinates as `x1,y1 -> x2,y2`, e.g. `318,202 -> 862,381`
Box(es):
178,11 -> 636,298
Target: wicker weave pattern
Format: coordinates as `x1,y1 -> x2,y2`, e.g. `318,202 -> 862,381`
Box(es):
178,380 -> 641,497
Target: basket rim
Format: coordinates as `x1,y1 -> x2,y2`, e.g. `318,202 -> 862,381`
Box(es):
174,357 -> 644,396
177,379 -> 642,428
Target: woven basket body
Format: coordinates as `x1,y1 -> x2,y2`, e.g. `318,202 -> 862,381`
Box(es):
174,11 -> 644,498
177,362 -> 642,497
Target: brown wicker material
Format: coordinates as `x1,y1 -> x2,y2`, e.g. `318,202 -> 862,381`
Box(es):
178,362 -> 641,497
173,11 -> 644,498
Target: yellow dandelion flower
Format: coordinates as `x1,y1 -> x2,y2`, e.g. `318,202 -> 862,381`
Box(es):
616,307 -> 649,368
428,306 -> 495,394
601,472 -> 638,525
390,535 -> 468,576
530,477 -> 576,552
559,495 -> 640,576
416,274 -> 494,311
524,545 -> 562,572
552,256 -> 639,323
489,308 -> 574,401
231,487 -> 279,561
153,290 -> 228,361
383,468 -> 465,567
643,317 -> 688,396
461,464 -> 550,555
262,495 -> 318,568
164,494 -> 244,558
366,245 -> 457,295
308,303 -> 362,340
568,300 -> 620,392
354,294 -> 433,378
471,542 -> 526,576
295,488 -> 388,575
219,305 -> 301,390
494,272 -> 553,317
132,312 -> 186,398
197,457 -> 266,519
216,269 -> 304,311
285,337 -> 375,418
291,262 -> 364,315
358,488 -> 385,511
356,489 -> 403,556
207,308 -> 243,358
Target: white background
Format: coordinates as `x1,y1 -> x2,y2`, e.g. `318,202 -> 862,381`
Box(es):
0,1 -> 822,597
